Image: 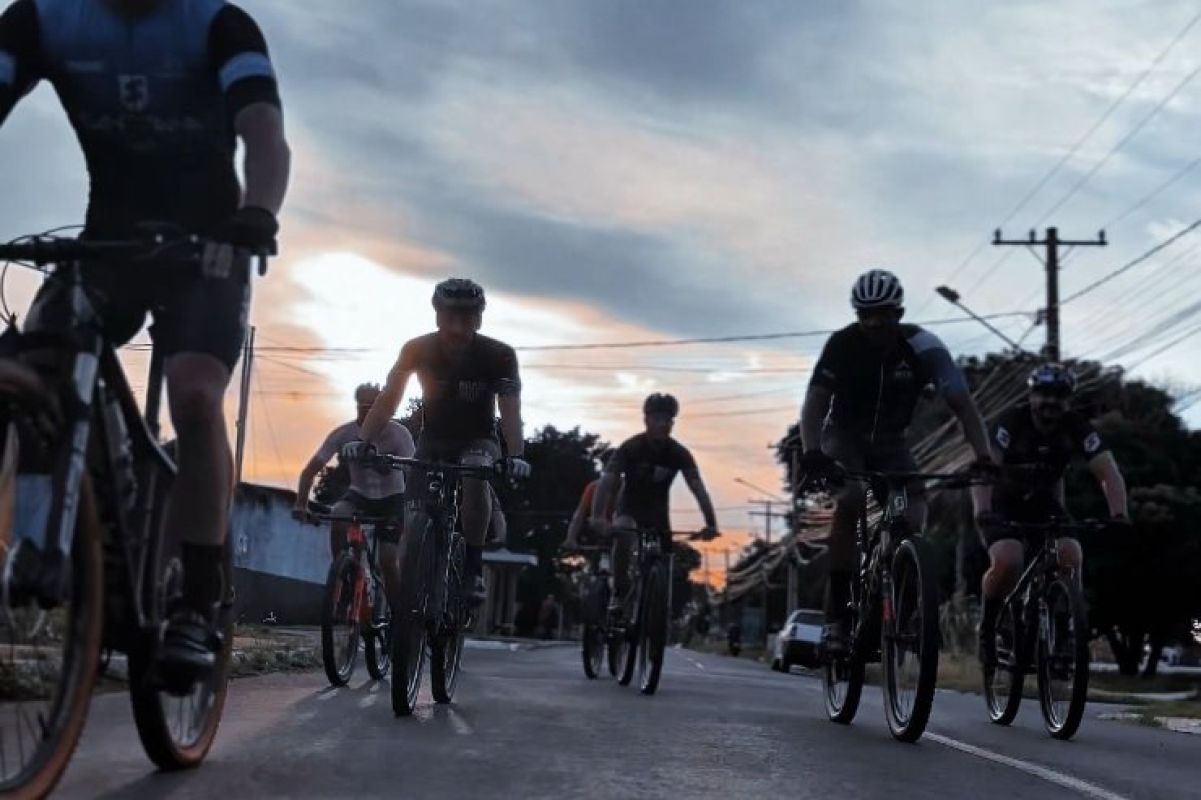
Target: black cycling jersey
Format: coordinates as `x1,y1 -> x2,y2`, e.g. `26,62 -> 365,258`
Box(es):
0,0 -> 280,237
992,403 -> 1106,507
810,323 -> 968,441
605,434 -> 698,532
400,332 -> 521,444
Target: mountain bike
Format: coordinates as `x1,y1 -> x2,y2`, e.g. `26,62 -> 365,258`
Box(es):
567,545 -> 611,679
0,231 -> 270,797
612,527 -> 713,696
309,509 -> 393,686
804,469 -> 981,742
982,518 -> 1106,740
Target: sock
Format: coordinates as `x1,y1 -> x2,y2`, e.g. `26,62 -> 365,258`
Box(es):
181,543 -> 224,615
827,570 -> 851,623
466,545 -> 483,579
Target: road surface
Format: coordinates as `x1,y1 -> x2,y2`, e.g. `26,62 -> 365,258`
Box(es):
55,643 -> 1195,799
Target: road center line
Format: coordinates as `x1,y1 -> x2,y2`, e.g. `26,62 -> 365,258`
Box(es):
926,733 -> 1129,800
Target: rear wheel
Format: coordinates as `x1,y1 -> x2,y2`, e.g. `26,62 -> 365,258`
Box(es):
607,628 -> 627,679
582,578 -> 608,679
1037,577 -> 1089,740
823,653 -> 865,724
881,537 -> 940,742
364,575 -> 391,681
391,514 -> 430,717
637,562 -> 668,695
319,552 -> 360,687
430,536 -> 465,704
0,459 -> 103,799
984,602 -> 1024,726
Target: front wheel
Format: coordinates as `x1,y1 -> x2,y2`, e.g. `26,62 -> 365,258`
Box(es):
984,602 -> 1024,726
364,575 -> 391,681
637,562 -> 668,695
1037,576 -> 1089,740
391,513 -> 431,716
320,552 -> 361,687
881,537 -> 940,742
582,578 -> 609,679
430,536 -> 466,704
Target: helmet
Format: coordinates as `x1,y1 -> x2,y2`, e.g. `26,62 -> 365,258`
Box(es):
643,393 -> 680,418
432,278 -> 486,312
1027,363 -> 1076,396
851,269 -> 904,310
354,382 -> 381,404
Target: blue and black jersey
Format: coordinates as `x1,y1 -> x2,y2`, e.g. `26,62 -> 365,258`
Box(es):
0,0 -> 280,236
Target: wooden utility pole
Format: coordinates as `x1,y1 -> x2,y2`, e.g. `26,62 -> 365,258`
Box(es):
993,227 -> 1106,361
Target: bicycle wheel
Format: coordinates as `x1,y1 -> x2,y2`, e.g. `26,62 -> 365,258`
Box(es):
1037,576 -> 1089,740
0,462 -> 103,799
637,562 -> 668,695
391,513 -> 430,717
364,577 -> 391,680
984,602 -> 1024,726
582,579 -> 609,679
129,522 -> 236,771
320,552 -> 361,687
617,583 -> 640,687
607,627 -> 627,679
430,536 -> 465,704
881,537 -> 940,742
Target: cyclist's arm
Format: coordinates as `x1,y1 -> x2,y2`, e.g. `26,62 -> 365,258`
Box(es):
495,345 -> 524,458
0,0 -> 40,127
210,5 -> 290,215
911,331 -> 991,459
1088,451 -> 1128,518
294,431 -> 342,510
683,469 -> 718,531
360,347 -> 414,444
592,472 -> 620,522
799,385 -> 831,452
566,506 -> 586,544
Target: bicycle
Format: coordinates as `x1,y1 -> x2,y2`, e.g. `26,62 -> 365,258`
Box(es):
982,518 -> 1106,740
308,508 -> 393,686
0,231 -> 270,797
611,527 -> 713,696
367,455 -> 513,716
565,545 -> 612,679
802,468 -> 982,742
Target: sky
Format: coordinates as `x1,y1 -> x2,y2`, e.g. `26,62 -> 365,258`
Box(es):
5,0 -> 1201,579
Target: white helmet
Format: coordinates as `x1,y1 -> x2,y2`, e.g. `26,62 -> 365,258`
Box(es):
851,269 -> 904,310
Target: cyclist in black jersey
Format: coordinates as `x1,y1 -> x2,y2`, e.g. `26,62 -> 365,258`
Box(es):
799,269 -> 994,653
973,363 -> 1130,666
591,393 -> 719,614
0,0 -> 291,681
350,279 -> 531,604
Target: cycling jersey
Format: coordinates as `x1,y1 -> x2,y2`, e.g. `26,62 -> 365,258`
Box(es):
605,434 -> 698,533
992,404 -> 1106,509
810,323 -> 968,441
399,332 -> 520,444
0,0 -> 280,237
312,420 -> 414,500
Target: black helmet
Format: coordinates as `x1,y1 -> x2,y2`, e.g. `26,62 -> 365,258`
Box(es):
1027,363 -> 1076,396
432,278 -> 486,312
851,269 -> 904,310
643,393 -> 679,418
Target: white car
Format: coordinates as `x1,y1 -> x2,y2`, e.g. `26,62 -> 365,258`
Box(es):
771,609 -> 823,672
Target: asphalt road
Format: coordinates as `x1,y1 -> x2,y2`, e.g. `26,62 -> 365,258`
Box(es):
54,643 -> 1195,799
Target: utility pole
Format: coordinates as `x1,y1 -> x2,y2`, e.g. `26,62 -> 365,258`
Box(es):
234,326 -> 256,486
993,227 -> 1106,361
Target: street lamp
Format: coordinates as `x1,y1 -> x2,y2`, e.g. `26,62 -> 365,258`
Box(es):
935,285 -> 1029,353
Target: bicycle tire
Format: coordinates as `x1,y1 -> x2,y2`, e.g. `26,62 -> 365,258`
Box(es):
1037,576 -> 1089,740
607,629 -> 627,678
319,552 -> 360,687
823,651 -> 866,724
129,531 -> 236,771
984,602 -> 1024,726
0,468 -> 104,799
430,535 -> 465,704
391,512 -> 430,716
364,577 -> 391,680
637,562 -> 668,695
882,537 -> 939,742
617,580 -> 639,687
582,578 -> 609,679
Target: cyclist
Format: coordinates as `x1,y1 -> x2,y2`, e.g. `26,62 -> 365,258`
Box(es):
562,450 -> 617,551
347,279 -> 531,604
0,0 -> 290,682
973,363 -> 1130,667
590,393 -> 719,617
798,269 -> 993,654
293,383 -> 415,603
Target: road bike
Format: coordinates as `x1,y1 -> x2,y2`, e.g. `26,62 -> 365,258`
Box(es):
0,231 -> 269,797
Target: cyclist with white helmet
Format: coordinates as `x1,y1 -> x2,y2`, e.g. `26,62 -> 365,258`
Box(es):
349,279 -> 530,603
973,364 -> 1129,668
798,269 -> 994,653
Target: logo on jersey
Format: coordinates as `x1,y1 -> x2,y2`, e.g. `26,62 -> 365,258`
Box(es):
1083,432 -> 1102,455
995,427 -> 1011,449
457,380 -> 487,403
118,74 -> 149,112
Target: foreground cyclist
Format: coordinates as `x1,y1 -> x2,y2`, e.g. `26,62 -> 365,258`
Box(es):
350,279 -> 530,603
798,269 -> 993,654
0,0 -> 290,682
974,364 -> 1130,667
591,394 -> 719,616
293,383 -> 414,603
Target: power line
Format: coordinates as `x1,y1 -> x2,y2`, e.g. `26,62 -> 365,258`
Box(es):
1061,215 -> 1201,305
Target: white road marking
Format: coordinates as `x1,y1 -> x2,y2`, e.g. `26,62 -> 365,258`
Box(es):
447,709 -> 474,736
358,693 -> 378,708
317,689 -> 342,701
926,732 -> 1130,800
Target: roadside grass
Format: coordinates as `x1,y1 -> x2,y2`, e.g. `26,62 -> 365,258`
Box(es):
230,624 -> 320,677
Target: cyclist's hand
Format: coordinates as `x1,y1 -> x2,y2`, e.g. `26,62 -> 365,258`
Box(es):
1108,514 -> 1134,532
290,505 -> 309,523
340,440 -> 377,462
503,456 -> 532,479
800,450 -> 837,479
695,526 -> 719,542
204,206 -> 278,278
562,534 -> 580,552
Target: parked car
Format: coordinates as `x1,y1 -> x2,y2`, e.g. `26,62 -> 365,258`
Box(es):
771,609 -> 823,672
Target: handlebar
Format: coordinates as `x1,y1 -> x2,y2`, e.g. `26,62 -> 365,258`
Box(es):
0,231 -> 276,276
988,518 -> 1113,535
800,468 -> 992,492
366,454 -> 515,479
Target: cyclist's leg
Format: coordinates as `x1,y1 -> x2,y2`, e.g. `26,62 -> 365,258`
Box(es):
977,502 -> 1025,665
370,494 -> 406,604
609,515 -> 638,608
329,494 -> 358,559
1055,536 -> 1083,586
820,429 -> 866,645
455,440 -> 501,599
